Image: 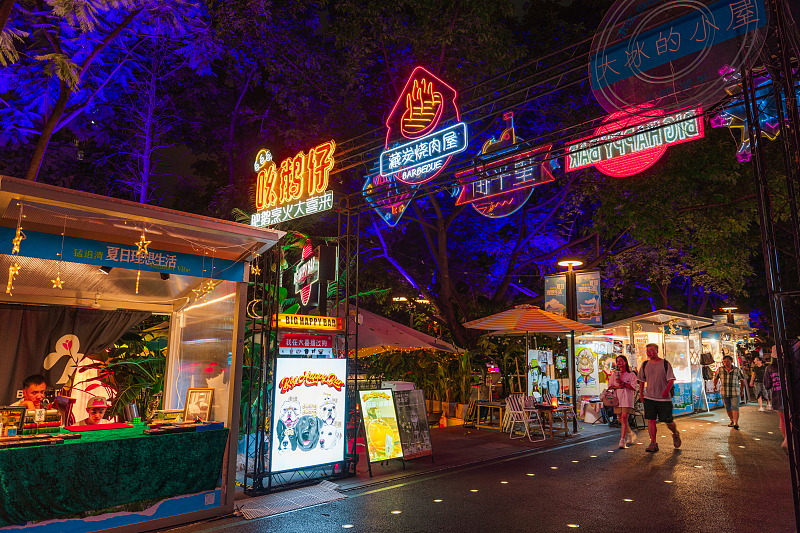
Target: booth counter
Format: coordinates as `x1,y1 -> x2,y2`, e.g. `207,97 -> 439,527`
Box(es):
0,176 -> 283,532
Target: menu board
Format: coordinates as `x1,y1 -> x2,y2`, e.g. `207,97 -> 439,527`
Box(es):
394,389 -> 432,460
358,389 -> 403,463
270,358 -> 347,473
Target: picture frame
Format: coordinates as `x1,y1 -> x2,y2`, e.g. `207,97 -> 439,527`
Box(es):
184,388 -> 214,422
155,409 -> 185,423
0,406 -> 26,436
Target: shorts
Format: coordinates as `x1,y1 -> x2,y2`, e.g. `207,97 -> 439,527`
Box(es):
616,406 -> 634,414
753,382 -> 769,400
723,395 -> 740,411
643,399 -> 673,423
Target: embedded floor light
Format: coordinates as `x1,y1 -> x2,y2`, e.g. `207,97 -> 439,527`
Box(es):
99,266 -> 113,275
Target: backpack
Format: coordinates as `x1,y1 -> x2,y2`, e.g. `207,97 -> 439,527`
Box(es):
642,359 -> 675,397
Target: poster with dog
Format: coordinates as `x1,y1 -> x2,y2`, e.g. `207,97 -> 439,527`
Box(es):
270,358 -> 347,473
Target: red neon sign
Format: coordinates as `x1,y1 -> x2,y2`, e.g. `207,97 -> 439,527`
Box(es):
565,106 -> 704,177
255,140 -> 335,211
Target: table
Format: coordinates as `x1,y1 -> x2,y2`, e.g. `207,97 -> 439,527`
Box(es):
539,406 -> 571,439
475,402 -> 504,431
0,423 -> 228,528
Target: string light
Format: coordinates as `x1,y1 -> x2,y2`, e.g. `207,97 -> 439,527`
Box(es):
51,274 -> 63,289
135,232 -> 151,257
52,215 -> 66,290
136,270 -> 141,294
251,263 -> 261,276
11,204 -> 24,255
6,263 -> 20,295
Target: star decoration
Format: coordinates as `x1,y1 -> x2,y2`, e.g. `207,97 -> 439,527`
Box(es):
6,263 -> 20,295
52,273 -> 64,289
135,234 -> 151,257
251,263 -> 261,276
11,228 -> 25,255
192,286 -> 205,302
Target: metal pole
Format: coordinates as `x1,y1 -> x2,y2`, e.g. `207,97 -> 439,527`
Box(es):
570,330 -> 578,433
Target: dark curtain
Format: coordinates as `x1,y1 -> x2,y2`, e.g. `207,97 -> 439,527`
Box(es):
0,304 -> 150,405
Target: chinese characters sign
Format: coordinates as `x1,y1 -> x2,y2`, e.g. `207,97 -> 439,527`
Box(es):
279,334 -> 334,357
381,67 -> 467,185
566,106 -> 704,177
590,0 -> 767,114
251,141 -> 336,228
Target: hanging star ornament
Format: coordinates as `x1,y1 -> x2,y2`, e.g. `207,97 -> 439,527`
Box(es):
192,285 -> 205,302
135,233 -> 151,257
6,263 -> 20,295
11,227 -> 25,255
52,272 -> 64,289
251,263 -> 261,276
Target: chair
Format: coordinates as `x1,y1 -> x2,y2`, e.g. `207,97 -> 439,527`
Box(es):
427,410 -> 443,428
505,394 -> 545,442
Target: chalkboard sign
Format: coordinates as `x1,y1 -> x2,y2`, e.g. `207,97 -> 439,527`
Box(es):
394,389 -> 433,460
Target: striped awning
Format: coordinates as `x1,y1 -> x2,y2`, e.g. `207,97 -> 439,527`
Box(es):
463,305 -> 596,333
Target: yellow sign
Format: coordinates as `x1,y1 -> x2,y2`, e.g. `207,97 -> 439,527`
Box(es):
275,313 -> 342,331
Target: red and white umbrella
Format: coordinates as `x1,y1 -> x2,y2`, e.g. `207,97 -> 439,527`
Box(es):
463,305 -> 596,333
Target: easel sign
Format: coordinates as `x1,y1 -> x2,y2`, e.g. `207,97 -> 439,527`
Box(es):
394,389 -> 433,461
358,389 -> 403,468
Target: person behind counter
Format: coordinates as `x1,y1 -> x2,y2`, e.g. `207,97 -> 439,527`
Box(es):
76,397 -> 110,426
12,374 -> 47,410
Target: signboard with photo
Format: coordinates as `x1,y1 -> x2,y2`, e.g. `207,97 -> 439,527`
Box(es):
270,359 -> 347,474
394,389 -> 432,460
358,389 -> 403,463
544,274 -> 568,317
575,271 -> 602,326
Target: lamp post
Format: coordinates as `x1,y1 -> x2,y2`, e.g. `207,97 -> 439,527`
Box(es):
720,305 -> 737,325
557,258 -> 583,434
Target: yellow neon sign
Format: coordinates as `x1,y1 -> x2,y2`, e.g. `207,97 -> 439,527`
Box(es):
275,313 -> 342,331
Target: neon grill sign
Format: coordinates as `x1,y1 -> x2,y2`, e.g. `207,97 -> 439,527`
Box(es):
380,67 -> 468,185
251,141 -> 335,227
565,108 -> 704,177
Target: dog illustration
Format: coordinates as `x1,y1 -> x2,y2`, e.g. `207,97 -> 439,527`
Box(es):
319,426 -> 342,450
295,416 -> 321,451
279,400 -> 301,429
318,401 -> 337,426
276,420 -> 297,452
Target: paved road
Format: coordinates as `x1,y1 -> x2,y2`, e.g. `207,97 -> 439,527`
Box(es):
163,405 -> 795,533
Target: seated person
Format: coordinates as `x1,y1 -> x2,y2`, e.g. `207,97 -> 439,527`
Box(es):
76,397 -> 109,426
12,374 -> 47,410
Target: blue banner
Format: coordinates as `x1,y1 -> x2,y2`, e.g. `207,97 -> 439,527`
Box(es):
544,274 -> 567,318
0,227 -> 244,282
672,381 -> 694,416
590,0 -> 767,89
575,271 -> 603,326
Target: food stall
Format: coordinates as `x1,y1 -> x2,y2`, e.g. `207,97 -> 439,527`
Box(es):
699,319 -> 755,409
575,310 -> 713,417
0,176 -> 282,532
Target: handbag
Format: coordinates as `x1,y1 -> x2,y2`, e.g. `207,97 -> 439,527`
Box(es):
700,351 -> 715,366
702,366 -> 713,381
601,388 -> 619,407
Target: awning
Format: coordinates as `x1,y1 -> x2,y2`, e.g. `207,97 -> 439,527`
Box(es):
463,304 -> 596,333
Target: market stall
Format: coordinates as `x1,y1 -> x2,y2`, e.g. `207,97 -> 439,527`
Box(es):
575,310 -> 713,418
699,320 -> 756,409
0,176 -> 282,533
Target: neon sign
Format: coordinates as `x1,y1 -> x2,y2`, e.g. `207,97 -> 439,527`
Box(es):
362,170 -> 418,227
565,107 -> 704,177
275,313 -> 342,331
251,140 -> 335,227
455,113 -> 555,218
381,67 -> 467,185
292,245 -> 337,308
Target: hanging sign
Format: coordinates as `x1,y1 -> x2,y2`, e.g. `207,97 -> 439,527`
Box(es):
292,245 -> 337,308
270,358 -> 346,473
589,0 -> 767,115
358,389 -> 403,463
362,170 -> 419,227
575,271 -> 603,326
380,67 -> 467,185
274,314 -> 342,331
279,334 -> 334,357
455,113 -> 555,218
251,142 -> 336,228
565,106 -> 704,177
544,275 -> 568,318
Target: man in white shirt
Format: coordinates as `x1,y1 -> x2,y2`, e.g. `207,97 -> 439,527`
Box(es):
638,343 -> 681,453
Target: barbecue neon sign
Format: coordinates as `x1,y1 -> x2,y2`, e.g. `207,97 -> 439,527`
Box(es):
380,67 -> 467,185
251,140 -> 336,227
565,107 -> 704,177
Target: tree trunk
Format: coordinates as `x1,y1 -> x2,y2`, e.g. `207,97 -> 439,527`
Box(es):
228,68 -> 255,187
139,65 -> 157,204
25,80 -> 70,181
697,289 -> 709,316
687,278 -> 693,313
0,0 -> 14,36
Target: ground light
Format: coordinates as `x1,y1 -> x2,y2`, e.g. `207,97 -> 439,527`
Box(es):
572,460 -> 579,463
719,455 -> 728,458
391,511 -> 402,514
694,465 -> 703,468
590,455 -> 597,457
434,500 -> 442,503
623,499 -> 633,502
551,466 -> 558,469
567,524 -> 580,528
501,481 -> 508,484
342,526 -> 354,529
527,473 -> 535,476
470,490 -> 478,492
739,446 -> 746,448
664,480 -> 674,483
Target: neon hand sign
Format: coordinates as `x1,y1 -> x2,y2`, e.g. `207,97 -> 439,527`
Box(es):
565,106 -> 704,177
381,67 -> 467,185
456,113 -> 555,218
251,140 -> 336,227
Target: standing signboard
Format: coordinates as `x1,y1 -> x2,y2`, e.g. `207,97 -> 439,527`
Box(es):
358,389 -> 403,463
575,344 -> 601,396
269,359 -> 347,474
394,389 -> 433,460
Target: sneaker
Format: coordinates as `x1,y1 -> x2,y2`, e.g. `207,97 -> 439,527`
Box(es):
759,407 -> 765,412
626,431 -> 636,445
646,442 -> 659,452
733,424 -> 739,430
619,438 -> 627,449
782,440 -> 788,455
768,404 -> 773,410
672,432 -> 682,448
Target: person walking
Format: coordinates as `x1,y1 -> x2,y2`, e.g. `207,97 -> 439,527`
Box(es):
764,347 -> 788,454
609,355 -> 638,449
749,356 -> 769,412
713,355 -> 746,429
638,343 -> 681,453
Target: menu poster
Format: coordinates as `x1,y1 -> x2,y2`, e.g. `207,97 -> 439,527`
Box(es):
359,389 -> 403,463
270,358 -> 347,474
394,389 -> 432,460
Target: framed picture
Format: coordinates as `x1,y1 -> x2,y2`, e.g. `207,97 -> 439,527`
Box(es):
0,406 -> 26,435
184,388 -> 214,422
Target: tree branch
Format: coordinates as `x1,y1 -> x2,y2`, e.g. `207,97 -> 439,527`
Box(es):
675,194 -> 756,214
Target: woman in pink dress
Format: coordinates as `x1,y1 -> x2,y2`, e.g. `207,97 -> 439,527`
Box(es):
609,355 -> 638,448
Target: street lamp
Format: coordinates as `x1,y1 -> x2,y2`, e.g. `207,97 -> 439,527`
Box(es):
720,305 -> 738,325
557,257 -> 583,434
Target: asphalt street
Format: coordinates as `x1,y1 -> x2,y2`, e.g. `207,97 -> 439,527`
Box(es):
162,405 -> 795,533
